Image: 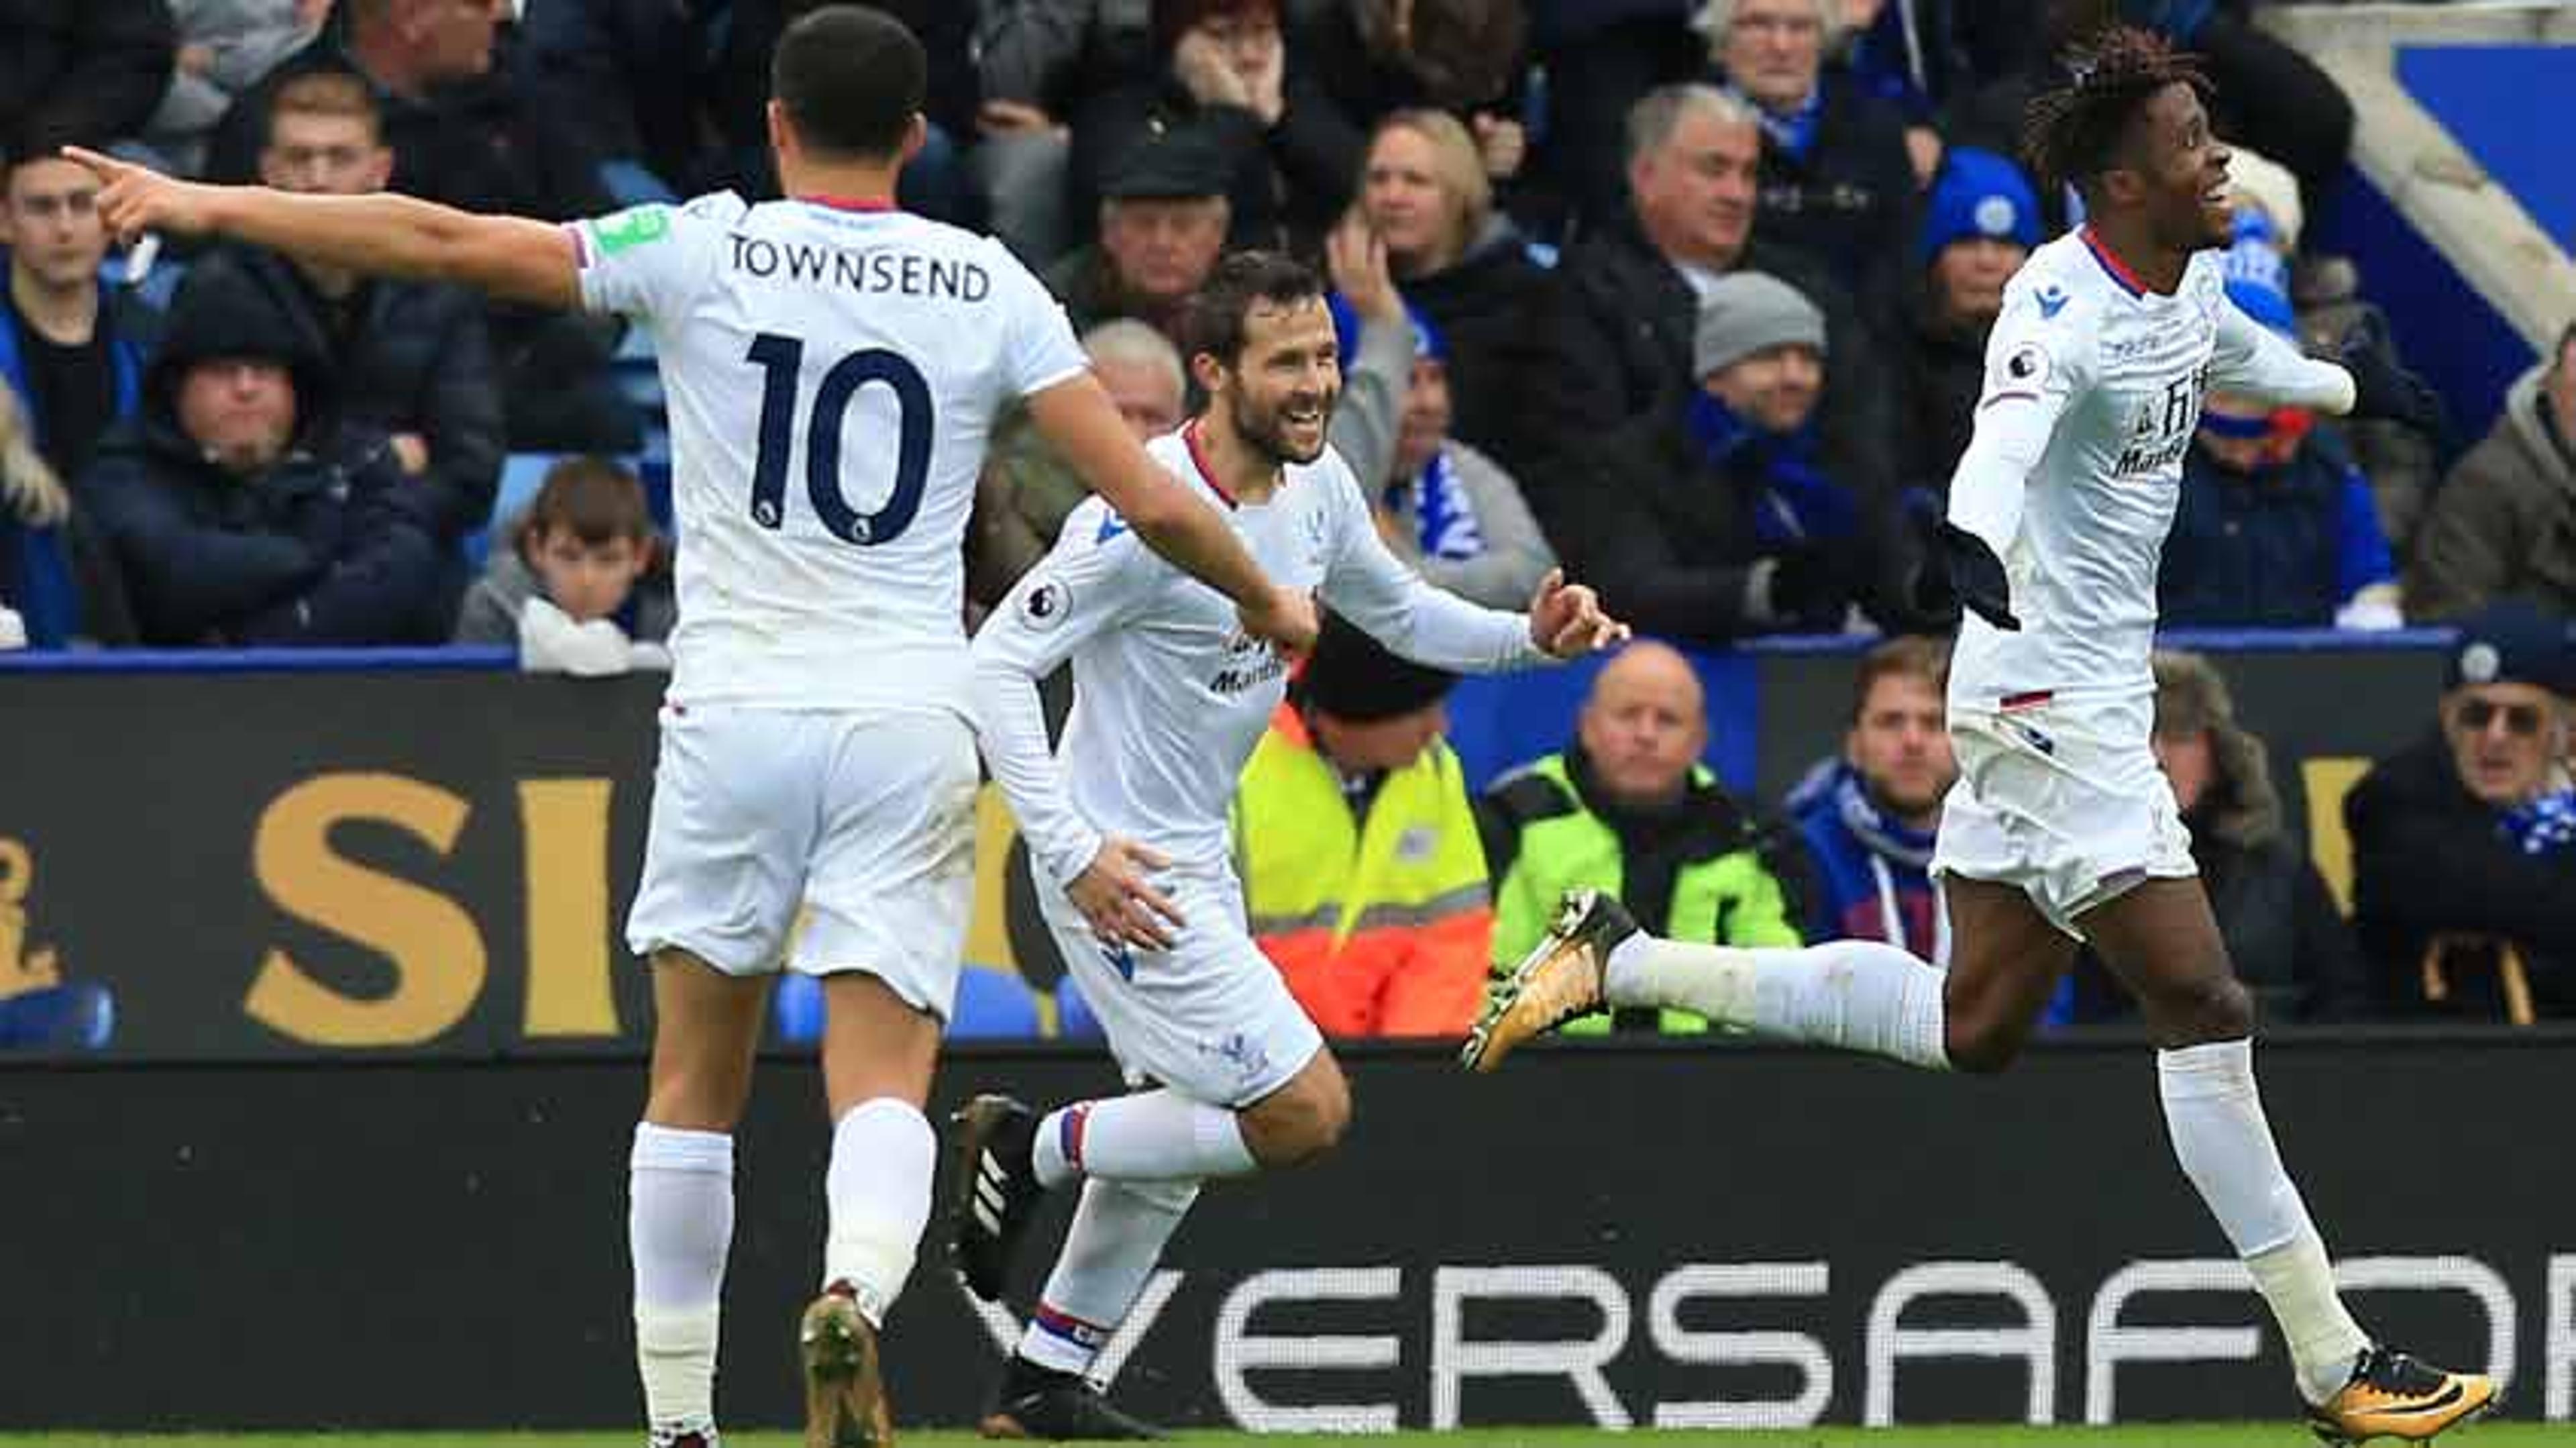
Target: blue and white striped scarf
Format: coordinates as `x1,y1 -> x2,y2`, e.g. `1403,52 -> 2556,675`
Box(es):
1389,448 -> 1484,561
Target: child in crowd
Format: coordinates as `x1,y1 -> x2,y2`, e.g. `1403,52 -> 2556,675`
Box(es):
455,456 -> 674,672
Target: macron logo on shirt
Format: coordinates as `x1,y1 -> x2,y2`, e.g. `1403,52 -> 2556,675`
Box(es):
2036,285 -> 2070,320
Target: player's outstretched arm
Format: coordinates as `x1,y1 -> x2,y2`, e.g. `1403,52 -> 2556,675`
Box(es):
1323,477 -> 1625,670
1024,372 -> 1318,653
64,146 -> 577,311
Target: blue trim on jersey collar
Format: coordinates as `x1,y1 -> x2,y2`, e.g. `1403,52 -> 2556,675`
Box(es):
2079,225 -> 2150,299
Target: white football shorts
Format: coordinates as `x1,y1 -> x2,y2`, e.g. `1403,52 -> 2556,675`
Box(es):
626,702 -> 979,1018
1931,691 -> 2196,939
1040,862 -> 1324,1108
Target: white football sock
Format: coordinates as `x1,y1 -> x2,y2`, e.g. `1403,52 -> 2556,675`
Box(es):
1031,1089 -> 1257,1187
630,1122 -> 733,1434
1016,1177 -> 1201,1375
1604,935 -> 1951,1070
822,1097 -> 937,1329
2158,1039 -> 2370,1404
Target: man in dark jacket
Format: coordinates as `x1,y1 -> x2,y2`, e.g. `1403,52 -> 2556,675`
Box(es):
1511,83 -> 1902,606
204,2 -> 631,452
1700,0 -> 1920,323
1043,127 -> 1234,344
180,66 -> 502,635
83,261 -> 439,646
1571,271 -> 1883,641
2159,270 -> 2398,630
2345,601 -> 2576,1020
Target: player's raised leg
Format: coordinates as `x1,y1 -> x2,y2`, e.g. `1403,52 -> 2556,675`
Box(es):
633,953 -> 770,1448
1466,876 -> 2072,1074
2082,881 -> 2497,1443
953,1050 -> 1350,1439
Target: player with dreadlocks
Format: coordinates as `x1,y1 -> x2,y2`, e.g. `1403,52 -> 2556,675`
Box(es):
1466,23 -> 2496,1444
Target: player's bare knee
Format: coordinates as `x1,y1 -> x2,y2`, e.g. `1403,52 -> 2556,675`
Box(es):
1242,1057 -> 1352,1168
2148,975 -> 2254,1047
1943,1015 -> 2025,1075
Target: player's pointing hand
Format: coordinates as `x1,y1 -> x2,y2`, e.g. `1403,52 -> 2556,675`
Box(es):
1069,836 -> 1186,951
61,146 -> 213,248
1527,568 -> 1629,659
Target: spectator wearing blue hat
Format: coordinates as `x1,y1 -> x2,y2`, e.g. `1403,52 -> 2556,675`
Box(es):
1322,221 -> 1552,610
2157,265 -> 2400,630
2346,600 -> 2576,1020
1897,146 -> 2039,499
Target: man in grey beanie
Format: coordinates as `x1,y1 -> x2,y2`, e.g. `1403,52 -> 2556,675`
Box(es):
1573,268 -> 1879,643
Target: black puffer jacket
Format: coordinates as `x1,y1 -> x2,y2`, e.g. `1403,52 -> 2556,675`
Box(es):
1,0 -> 176,153
1715,68 -> 1921,330
1508,214 -> 1911,618
1397,217 -> 1548,458
176,246 -> 502,545
80,268 -> 437,647
2345,730 -> 2576,1021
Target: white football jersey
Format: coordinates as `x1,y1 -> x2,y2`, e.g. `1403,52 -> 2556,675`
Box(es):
971,430 -> 1542,890
574,193 -> 1087,712
1945,227 -> 2350,710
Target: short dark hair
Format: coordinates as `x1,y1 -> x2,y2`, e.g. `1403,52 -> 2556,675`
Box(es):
266,68 -> 384,148
771,5 -> 926,162
1183,250 -> 1322,368
2020,23 -> 2212,201
1849,635 -> 1951,724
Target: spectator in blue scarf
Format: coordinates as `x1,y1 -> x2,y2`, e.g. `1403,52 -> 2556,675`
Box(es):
2346,601 -> 2576,1019
1788,635 -> 1955,959
1697,0 -> 1917,322
1578,268 -> 1885,641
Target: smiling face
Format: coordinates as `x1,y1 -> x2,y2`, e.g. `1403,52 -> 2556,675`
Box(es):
2111,81 -> 2235,254
1704,342 -> 1823,434
1209,297 -> 1340,466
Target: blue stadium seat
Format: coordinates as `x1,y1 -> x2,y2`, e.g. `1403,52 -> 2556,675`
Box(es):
771,966 -> 1042,1044
951,965 -> 1042,1040
1055,974 -> 1105,1041
773,972 -> 824,1044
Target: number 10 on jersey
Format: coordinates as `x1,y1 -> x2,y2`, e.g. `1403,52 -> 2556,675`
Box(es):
745,331 -> 934,546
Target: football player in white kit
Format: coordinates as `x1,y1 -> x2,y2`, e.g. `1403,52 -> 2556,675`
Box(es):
1464,27 -> 2495,1446
949,252 -> 1626,1438
71,11 -> 1322,1448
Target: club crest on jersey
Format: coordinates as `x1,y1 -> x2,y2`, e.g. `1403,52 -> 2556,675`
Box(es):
1020,579 -> 1073,630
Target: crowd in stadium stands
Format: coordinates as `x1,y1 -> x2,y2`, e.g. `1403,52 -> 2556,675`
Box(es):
3,0 -> 2573,1046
